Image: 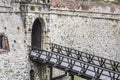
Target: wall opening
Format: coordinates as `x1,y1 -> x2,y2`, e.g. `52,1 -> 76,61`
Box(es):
0,36 -> 3,49
31,18 -> 46,80
0,33 -> 10,53
30,69 -> 34,80
31,18 -> 42,49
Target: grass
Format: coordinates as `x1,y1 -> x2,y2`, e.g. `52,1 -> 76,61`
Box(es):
108,66 -> 120,72
74,76 -> 86,80
118,67 -> 120,71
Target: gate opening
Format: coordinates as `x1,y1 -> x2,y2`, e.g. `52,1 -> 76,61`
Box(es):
31,18 -> 46,80
32,18 -> 42,49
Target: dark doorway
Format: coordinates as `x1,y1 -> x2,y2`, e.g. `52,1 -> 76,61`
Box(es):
31,18 -> 46,80
32,18 -> 42,49
30,69 -> 34,80
0,36 -> 3,49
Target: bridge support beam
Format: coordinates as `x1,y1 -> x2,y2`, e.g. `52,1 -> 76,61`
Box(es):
70,74 -> 74,80
50,66 -> 53,80
49,66 -> 67,80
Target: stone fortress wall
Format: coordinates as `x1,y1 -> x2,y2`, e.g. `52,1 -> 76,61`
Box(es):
0,0 -> 30,80
49,0 -> 120,61
0,0 -> 120,80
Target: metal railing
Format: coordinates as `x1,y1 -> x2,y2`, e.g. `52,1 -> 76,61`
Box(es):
29,44 -> 120,80
49,43 -> 120,72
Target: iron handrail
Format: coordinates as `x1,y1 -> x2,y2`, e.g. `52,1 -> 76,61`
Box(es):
29,46 -> 120,80
48,43 -> 120,72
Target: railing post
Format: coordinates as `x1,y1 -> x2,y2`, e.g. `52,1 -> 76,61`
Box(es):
70,74 -> 74,80
49,66 -> 53,80
30,69 -> 34,80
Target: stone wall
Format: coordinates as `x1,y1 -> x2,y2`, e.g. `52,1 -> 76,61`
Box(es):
0,0 -> 50,80
45,0 -> 120,79
0,0 -> 120,80
0,1 -> 30,80
48,0 -> 120,61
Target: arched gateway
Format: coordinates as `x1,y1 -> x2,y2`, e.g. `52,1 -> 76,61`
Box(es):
31,18 -> 46,80
31,18 -> 44,49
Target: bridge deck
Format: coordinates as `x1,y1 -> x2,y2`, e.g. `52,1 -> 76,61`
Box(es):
29,43 -> 120,80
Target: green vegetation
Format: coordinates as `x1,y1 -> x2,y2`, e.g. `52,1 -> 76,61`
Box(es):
118,67 -> 120,71
113,0 -> 120,4
108,66 -> 120,72
26,0 -> 32,3
74,76 -> 86,80
31,6 -> 35,11
88,0 -> 120,4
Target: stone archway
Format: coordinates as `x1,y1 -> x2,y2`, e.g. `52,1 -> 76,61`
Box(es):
32,18 -> 42,49
31,18 -> 47,80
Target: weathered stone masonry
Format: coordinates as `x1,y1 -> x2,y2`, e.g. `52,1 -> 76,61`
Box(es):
49,0 -> 120,61
0,0 -> 120,80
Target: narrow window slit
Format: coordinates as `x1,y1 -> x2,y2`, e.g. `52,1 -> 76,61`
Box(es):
0,33 -> 10,53
0,36 -> 3,49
